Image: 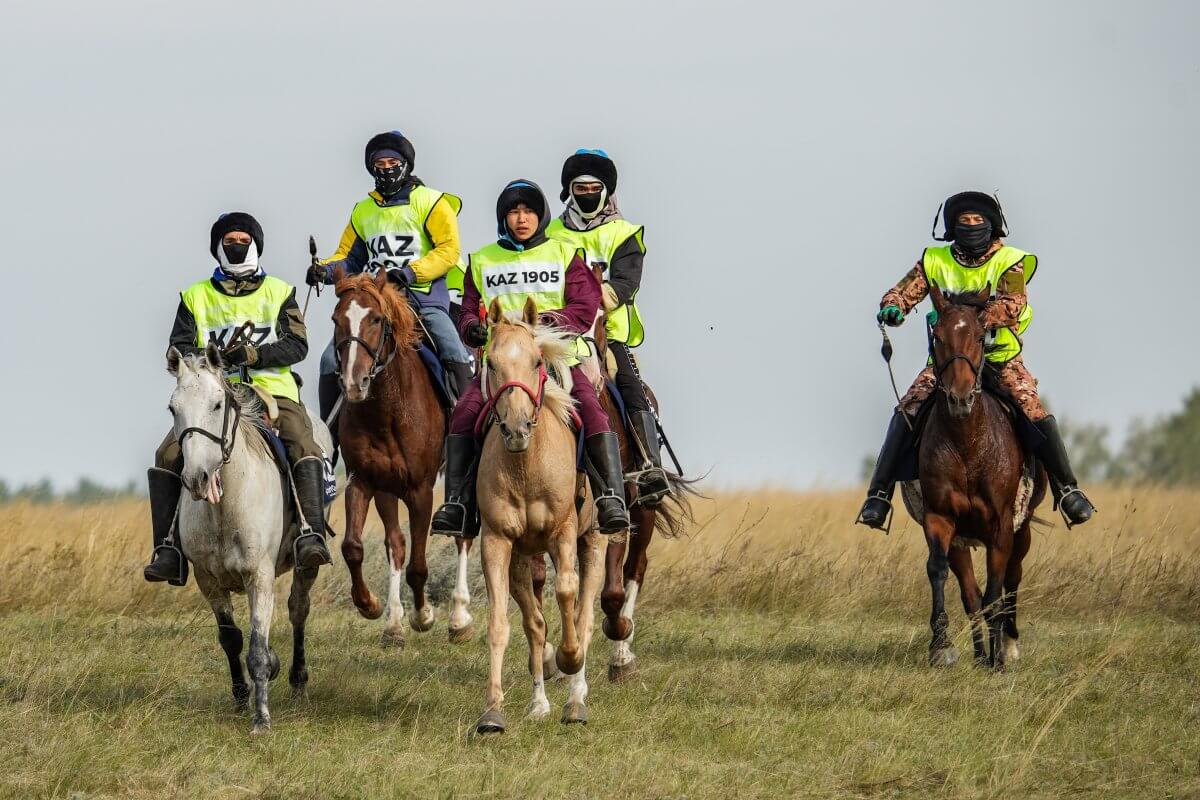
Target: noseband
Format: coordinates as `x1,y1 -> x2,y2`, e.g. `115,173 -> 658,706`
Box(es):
335,312 -> 396,383
933,341 -> 985,402
475,360 -> 549,438
177,382 -> 242,465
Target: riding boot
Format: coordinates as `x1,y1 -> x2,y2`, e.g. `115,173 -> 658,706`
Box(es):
856,410 -> 912,532
291,457 -> 333,568
586,432 -> 631,533
143,467 -> 188,586
1034,416 -> 1096,527
318,372 -> 341,467
445,361 -> 474,401
432,435 -> 479,537
630,410 -> 670,507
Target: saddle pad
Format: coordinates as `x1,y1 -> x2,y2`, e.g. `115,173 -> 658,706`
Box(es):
259,427 -> 337,505
416,342 -> 456,409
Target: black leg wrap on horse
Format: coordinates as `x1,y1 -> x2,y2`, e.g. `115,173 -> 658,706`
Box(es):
1034,416 -> 1096,527
318,372 -> 341,466
630,410 -> 670,506
586,432 -> 631,533
144,467 -> 188,586
292,457 -> 333,567
433,435 -> 479,538
856,410 -> 912,532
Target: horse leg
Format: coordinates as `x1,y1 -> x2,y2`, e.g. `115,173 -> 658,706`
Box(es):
508,553 -> 550,721
477,529 -> 513,735
530,553 -> 559,679
600,533 -> 628,641
550,525 -> 583,676
982,533 -> 1014,671
565,530 -> 605,725
196,569 -> 249,709
923,513 -> 957,667
1001,522 -> 1032,667
404,487 -> 436,634
245,565 -> 277,734
610,505 -> 655,681
288,565 -> 318,699
375,492 -> 408,647
947,544 -> 986,665
448,537 -> 476,643
342,478 -> 382,619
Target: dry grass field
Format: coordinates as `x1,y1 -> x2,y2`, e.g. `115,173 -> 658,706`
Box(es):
0,486 -> 1198,799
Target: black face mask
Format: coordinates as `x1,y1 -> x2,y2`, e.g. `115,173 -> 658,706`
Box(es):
222,241 -> 250,265
373,162 -> 410,196
572,190 -> 603,214
954,220 -> 993,258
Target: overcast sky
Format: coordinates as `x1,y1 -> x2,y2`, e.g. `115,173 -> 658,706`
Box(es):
1,0 -> 1195,489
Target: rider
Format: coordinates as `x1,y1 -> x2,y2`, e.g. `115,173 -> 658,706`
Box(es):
546,149 -> 670,505
857,191 -> 1097,530
430,179 -> 631,537
144,212 -> 332,586
307,131 -> 473,450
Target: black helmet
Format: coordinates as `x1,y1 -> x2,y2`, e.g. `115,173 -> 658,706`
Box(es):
935,191 -> 1008,241
210,211 -> 263,259
559,148 -> 617,202
364,130 -> 416,173
496,179 -> 549,240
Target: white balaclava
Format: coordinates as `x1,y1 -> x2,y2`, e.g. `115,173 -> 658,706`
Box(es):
217,239 -> 261,278
569,174 -> 608,221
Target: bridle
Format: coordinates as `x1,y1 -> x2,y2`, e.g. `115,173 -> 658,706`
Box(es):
176,382 -> 242,465
475,357 -> 550,438
932,328 -> 986,403
334,302 -> 397,385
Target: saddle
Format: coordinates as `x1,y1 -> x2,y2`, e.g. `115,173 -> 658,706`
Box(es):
258,426 -> 338,506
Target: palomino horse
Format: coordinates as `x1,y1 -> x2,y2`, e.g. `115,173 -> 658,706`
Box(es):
331,268 -> 474,646
474,298 -> 607,735
916,282 -> 1047,669
167,344 -> 332,733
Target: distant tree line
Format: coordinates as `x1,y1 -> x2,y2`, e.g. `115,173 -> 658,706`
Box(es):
0,477 -> 141,506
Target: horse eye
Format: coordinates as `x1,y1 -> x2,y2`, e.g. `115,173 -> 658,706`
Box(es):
212,401 -> 222,411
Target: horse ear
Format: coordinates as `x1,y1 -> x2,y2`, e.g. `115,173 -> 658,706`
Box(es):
487,298 -> 504,326
204,341 -> 224,372
977,282 -> 993,306
373,268 -> 389,289
928,280 -> 947,314
166,346 -> 183,376
522,297 -> 539,327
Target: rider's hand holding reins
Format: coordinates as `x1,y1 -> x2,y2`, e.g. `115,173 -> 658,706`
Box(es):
463,320 -> 488,348
223,343 -> 257,367
877,305 -> 905,327
306,263 -> 329,287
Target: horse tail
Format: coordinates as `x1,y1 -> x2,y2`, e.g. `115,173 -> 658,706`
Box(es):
650,470 -> 705,539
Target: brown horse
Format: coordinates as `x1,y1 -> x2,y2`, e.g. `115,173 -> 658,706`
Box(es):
916,281 -> 1046,669
331,269 -> 475,646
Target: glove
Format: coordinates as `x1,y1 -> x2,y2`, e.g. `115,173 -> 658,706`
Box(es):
464,320 -> 488,348
600,282 -> 620,312
876,305 -> 904,327
223,343 -> 258,367
306,263 -> 329,287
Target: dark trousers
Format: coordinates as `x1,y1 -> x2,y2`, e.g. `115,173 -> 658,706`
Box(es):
609,341 -> 651,415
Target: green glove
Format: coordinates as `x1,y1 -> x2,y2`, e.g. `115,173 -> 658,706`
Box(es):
877,305 -> 904,326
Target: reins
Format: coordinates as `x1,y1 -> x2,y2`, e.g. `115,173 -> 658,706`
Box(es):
177,382 -> 242,465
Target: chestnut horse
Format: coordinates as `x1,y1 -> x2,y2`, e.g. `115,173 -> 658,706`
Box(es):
331,269 -> 474,646
917,282 -> 1047,669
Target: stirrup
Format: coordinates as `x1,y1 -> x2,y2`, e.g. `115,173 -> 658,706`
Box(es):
628,464 -> 670,507
855,491 -> 894,535
1055,486 -> 1095,530
594,491 -> 629,532
292,526 -> 331,567
146,543 -> 187,585
432,499 -> 468,536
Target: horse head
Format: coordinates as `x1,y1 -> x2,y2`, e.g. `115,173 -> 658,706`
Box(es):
331,268 -> 418,402
167,343 -> 236,503
928,281 -> 991,419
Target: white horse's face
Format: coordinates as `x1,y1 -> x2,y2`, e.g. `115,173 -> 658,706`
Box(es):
167,346 -> 230,503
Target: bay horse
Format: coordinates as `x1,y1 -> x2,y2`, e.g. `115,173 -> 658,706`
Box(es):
474,298 -> 607,735
332,268 -> 474,646
916,282 -> 1047,669
167,344 -> 332,733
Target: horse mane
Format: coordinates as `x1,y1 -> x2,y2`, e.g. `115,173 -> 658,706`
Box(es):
333,272 -> 421,351
491,314 -> 578,430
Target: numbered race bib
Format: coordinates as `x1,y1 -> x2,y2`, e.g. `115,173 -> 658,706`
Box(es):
481,262 -> 565,297
366,230 -> 424,273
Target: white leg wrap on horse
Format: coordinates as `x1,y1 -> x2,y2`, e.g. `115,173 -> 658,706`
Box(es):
566,663 -> 589,707
385,562 -> 405,630
527,675 -> 551,720
449,543 -> 473,630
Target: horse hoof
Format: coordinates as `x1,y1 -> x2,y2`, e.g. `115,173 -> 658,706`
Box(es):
608,657 -> 638,683
526,699 -> 551,721
266,648 -> 281,681
410,606 -> 436,633
380,628 -> 406,649
602,616 -> 632,642
555,647 -> 583,676
1000,635 -> 1021,666
475,709 -> 506,736
251,721 -> 272,736
290,683 -> 309,702
561,701 -> 588,725
448,623 -> 475,644
929,646 -> 958,668
357,595 -> 384,620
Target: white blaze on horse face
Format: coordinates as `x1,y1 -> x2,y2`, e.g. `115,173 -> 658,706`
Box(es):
342,299 -> 371,389
953,319 -> 968,332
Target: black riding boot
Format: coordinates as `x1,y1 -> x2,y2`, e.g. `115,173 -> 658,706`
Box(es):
856,410 -> 912,532
318,372 -> 341,467
432,435 -> 478,537
586,432 -> 631,533
630,411 -> 670,506
292,457 -> 333,567
445,361 -> 474,401
143,467 -> 188,586
1035,416 -> 1096,527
